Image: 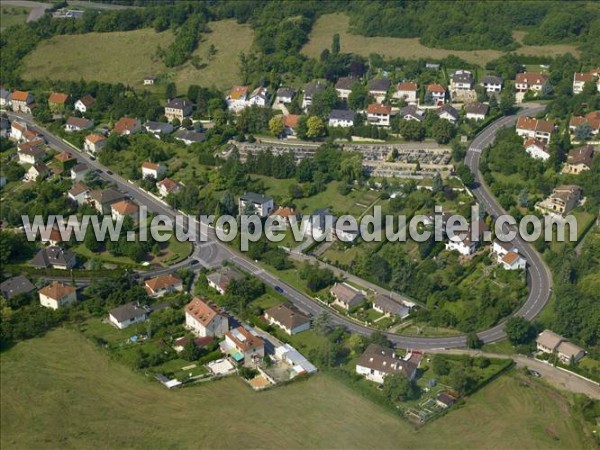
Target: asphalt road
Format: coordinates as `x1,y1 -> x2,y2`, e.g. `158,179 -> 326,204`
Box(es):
7,109 -> 553,350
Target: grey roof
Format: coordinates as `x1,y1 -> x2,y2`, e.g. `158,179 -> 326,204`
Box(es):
145,121 -> 174,134
206,266 -> 244,291
0,275 -> 35,299
493,238 -> 515,252
166,98 -> 193,110
329,109 -> 356,121
1,118 -> 10,130
481,75 -> 503,85
452,70 -> 473,84
335,76 -> 359,91
398,105 -> 425,121
71,163 -> 89,173
304,81 -> 327,98
330,282 -> 364,308
265,303 -> 310,330
368,78 -> 391,92
0,89 -> 10,100
174,129 -> 206,143
240,192 -> 272,204
437,104 -> 459,119
30,246 -> 76,268
276,87 -> 296,99
373,295 -> 410,317
89,188 -> 125,205
356,344 -> 417,380
66,117 -> 93,129
465,102 -> 489,116
109,302 -> 146,323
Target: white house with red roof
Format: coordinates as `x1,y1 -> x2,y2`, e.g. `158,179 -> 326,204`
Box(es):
39,281 -> 77,310
84,133 -> 107,154
185,297 -> 229,338
393,82 -> 418,104
515,72 -> 548,93
572,68 -> 600,94
367,103 -> 392,126
524,138 -> 550,161
516,117 -> 555,143
156,178 -> 180,197
141,161 -> 166,179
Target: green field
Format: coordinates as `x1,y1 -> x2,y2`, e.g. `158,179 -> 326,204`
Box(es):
0,6 -> 31,30
21,20 -> 253,90
1,328 -> 595,449
302,14 -> 580,66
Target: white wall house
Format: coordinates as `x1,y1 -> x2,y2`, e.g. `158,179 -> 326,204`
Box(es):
38,282 -> 77,310
238,192 -> 274,217
185,297 -> 229,338
108,303 -> 147,329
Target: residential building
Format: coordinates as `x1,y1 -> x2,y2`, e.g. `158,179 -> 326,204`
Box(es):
248,86 -> 269,107
221,326 -> 265,366
156,178 -> 180,197
330,282 -> 365,310
516,117 -> 555,143
450,70 -> 474,91
481,75 -> 503,93
536,329 -> 564,354
88,189 -> 126,214
141,161 -> 166,180
264,303 -> 311,335
74,95 -> 95,113
563,145 -> 595,174
275,87 -> 296,104
38,281 -> 77,310
373,294 -> 410,318
84,133 -> 107,154
54,151 -> 77,170
65,116 -> 93,132
445,219 -> 489,256
536,185 -> 582,216
67,182 -> 89,205
185,297 -> 229,338
145,121 -> 174,137
206,266 -> 244,295
0,275 -> 35,300
515,72 -> 548,93
238,192 -> 274,217
436,104 -> 459,125
368,78 -> 391,102
0,88 -> 11,108
572,68 -> 600,94
556,341 -> 586,365
397,105 -> 425,122
499,250 -> 527,270
113,117 -> 141,136
26,163 -> 50,181
10,120 -> 27,141
465,102 -> 489,121
40,226 -> 65,246
426,83 -> 446,105
524,138 -> 550,161
328,109 -> 356,127
109,303 -> 147,329
283,114 -> 300,137
356,344 -> 418,383
164,98 -> 193,122
270,206 -> 297,227
174,129 -> 206,145
226,86 -> 249,112
273,344 -> 317,375
302,81 -> 327,110
111,199 -> 139,222
335,76 -> 359,100
17,139 -> 46,164
367,103 -> 391,126
393,82 -> 418,104
145,274 -> 183,298
569,111 -> 600,137
30,246 -> 76,270
48,92 -> 69,112
70,163 -> 89,182
11,90 -> 33,113
436,393 -> 456,409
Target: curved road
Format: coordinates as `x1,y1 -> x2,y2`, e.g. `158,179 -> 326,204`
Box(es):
7,107 -> 552,350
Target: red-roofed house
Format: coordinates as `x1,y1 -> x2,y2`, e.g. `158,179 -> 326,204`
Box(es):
524,138 -> 550,161
226,86 -> 249,112
515,72 -> 548,93
283,114 -> 301,136
84,133 -> 107,154
141,161 -> 166,179
572,68 -> 600,94
145,274 -> 183,298
75,95 -> 96,114
156,178 -> 180,197
111,199 -> 140,222
427,84 -> 446,105
48,92 -> 69,112
221,326 -> 265,366
185,297 -> 229,338
393,82 -> 418,104
569,111 -> 600,137
113,117 -> 141,136
39,281 -> 77,310
367,103 -> 392,126
516,117 -> 555,143
11,90 -> 33,113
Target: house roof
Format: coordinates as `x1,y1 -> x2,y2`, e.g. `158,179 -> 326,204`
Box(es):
228,86 -> 249,100
225,326 -> 264,352
515,72 -> 547,85
557,341 -> 585,358
48,92 -> 69,105
356,344 -> 417,379
174,129 -> 205,143
502,251 -> 520,266
30,246 -> 75,268
240,192 -> 272,204
398,105 -> 425,121
11,90 -> 30,102
249,86 -> 268,100
0,275 -> 35,299
145,121 -> 173,133
437,393 -> 456,407
18,139 -> 45,156
330,282 -> 364,307
66,116 -> 93,129
396,82 -> 417,91
373,295 -> 410,316
89,188 -> 125,205
265,303 -> 310,330
451,70 -> 473,84
329,109 -> 356,121
574,72 -> 594,83
54,151 -> 76,163
283,114 -> 300,129
276,87 -> 296,98
466,102 -> 489,116
71,162 -> 88,173
11,120 -> 26,132
427,83 -> 446,93
141,161 -> 162,171
271,206 -> 297,218
569,111 -> 600,130
524,137 -> 548,153
114,117 -> 139,134
185,297 -> 224,327
481,75 -> 503,85
536,330 -> 564,350
437,104 -> 459,119
166,98 -> 192,110
68,182 -> 89,197
304,81 -> 327,97
30,163 -> 49,177
77,95 -> 95,107
567,145 -> 594,167
516,117 -> 555,134
109,302 -> 146,323
367,103 -> 391,115
39,281 -> 76,300
0,89 -> 10,100
145,274 -> 182,293
23,129 -> 39,141
85,133 -> 106,144
157,178 -> 179,193
368,78 -> 391,92
111,199 -> 139,216
335,76 -> 359,91
206,266 -> 244,291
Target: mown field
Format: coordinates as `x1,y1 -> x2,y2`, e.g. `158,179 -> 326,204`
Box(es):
22,20 -> 253,91
1,328 -> 594,449
0,6 -> 31,30
302,14 -> 580,66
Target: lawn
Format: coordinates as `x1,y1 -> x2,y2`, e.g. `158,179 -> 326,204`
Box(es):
302,14 -> 580,66
1,328 -> 595,449
21,20 -> 253,91
0,5 -> 30,30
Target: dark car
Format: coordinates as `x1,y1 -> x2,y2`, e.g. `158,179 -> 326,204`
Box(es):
274,286 -> 284,293
106,170 -> 113,175
191,259 -> 200,266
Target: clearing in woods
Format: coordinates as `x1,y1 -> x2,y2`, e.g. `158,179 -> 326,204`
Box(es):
302,13 -> 580,66
0,328 -> 594,449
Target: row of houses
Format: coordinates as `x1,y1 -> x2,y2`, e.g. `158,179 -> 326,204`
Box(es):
536,330 -> 586,365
